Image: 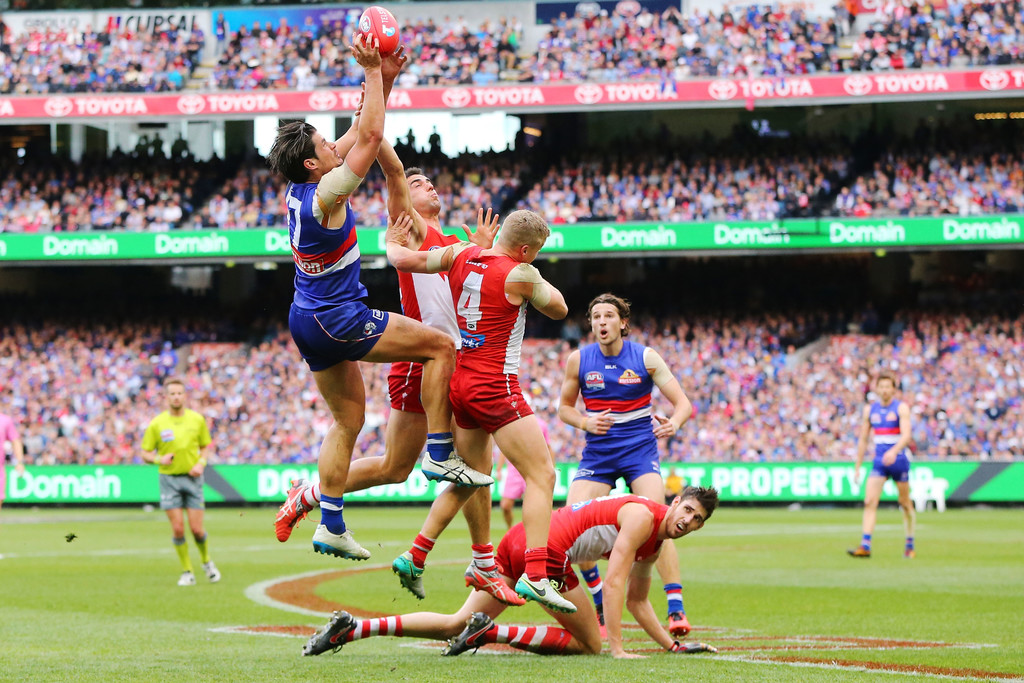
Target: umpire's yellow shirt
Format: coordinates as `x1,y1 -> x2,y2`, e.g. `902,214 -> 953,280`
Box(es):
142,410 -> 211,475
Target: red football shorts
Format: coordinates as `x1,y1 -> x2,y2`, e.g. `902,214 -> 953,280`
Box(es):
449,370 -> 533,433
495,523 -> 579,591
388,362 -> 425,414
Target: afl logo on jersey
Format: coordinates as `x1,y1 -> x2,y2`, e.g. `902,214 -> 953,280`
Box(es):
870,413 -> 881,424
618,369 -> 642,385
584,371 -> 605,390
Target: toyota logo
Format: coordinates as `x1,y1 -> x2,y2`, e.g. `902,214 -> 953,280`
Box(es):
441,88 -> 471,109
44,96 -> 74,117
308,91 -> 338,112
979,69 -> 1009,92
574,84 -> 604,105
708,80 -> 738,101
176,95 -> 206,115
843,75 -> 873,96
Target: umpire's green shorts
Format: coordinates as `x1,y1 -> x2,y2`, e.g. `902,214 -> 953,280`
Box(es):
159,473 -> 205,510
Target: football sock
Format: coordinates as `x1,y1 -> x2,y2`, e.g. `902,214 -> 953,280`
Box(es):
345,616 -> 403,642
905,536 -> 914,550
172,536 -> 193,572
410,533 -> 436,569
472,543 -> 497,572
861,533 -> 872,551
425,432 -> 455,463
581,566 -> 603,607
301,482 -> 320,509
194,533 -> 211,564
524,547 -> 548,581
319,494 -> 346,534
664,583 -> 684,616
482,624 -> 572,654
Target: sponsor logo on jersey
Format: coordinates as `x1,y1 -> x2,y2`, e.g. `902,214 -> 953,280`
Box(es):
160,429 -> 175,442
584,371 -> 605,390
886,411 -> 896,421
618,369 -> 642,384
460,330 -> 485,349
571,499 -> 594,511
605,364 -> 617,369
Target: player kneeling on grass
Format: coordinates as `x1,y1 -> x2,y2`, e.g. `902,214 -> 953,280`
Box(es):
303,487 -> 719,659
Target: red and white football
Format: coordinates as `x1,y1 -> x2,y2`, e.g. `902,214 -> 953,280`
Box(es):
357,6 -> 400,56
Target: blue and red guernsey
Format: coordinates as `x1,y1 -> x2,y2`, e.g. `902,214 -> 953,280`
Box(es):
286,182 -> 365,311
869,399 -> 907,457
578,340 -> 656,451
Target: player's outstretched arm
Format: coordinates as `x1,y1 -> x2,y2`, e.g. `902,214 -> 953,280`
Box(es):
625,560 -> 675,651
603,504 -> 655,659
377,138 -> 428,247
386,213 -> 466,273
340,34 -> 384,180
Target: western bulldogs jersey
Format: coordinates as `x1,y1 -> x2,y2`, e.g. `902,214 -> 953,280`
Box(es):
578,340 -> 656,451
869,399 -> 908,458
447,246 -> 525,375
286,182 -> 364,311
550,495 -> 667,565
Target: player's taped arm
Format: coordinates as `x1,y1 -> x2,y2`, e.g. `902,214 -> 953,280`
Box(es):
426,242 -> 470,273
313,162 -> 363,225
507,263 -> 553,306
644,347 -> 675,387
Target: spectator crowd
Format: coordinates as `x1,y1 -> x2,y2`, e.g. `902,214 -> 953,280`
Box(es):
2,2 -> 1023,94
2,306 -> 1021,467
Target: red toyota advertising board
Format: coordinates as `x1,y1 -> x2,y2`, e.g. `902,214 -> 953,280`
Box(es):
1,68 -> 1022,121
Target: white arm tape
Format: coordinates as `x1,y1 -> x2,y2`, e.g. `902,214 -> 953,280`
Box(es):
644,347 -> 674,387
425,242 -> 470,273
318,162 -> 363,203
508,263 -> 552,306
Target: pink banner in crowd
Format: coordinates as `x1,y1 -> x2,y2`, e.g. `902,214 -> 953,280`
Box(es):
1,68 -> 1023,121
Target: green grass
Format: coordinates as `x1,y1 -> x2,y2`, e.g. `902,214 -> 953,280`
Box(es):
1,505 -> 1022,682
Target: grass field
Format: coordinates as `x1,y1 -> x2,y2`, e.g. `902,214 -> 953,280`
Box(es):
1,504 -> 1022,682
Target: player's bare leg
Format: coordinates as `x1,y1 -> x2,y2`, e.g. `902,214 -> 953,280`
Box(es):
445,578 -> 600,656
630,472 -> 689,636
346,409 -> 427,491
496,415 -> 574,612
309,361 -> 370,560
567,478 -> 614,631
499,495 -> 515,529
897,480 -> 916,558
362,316 -> 489,486
848,475 -> 885,558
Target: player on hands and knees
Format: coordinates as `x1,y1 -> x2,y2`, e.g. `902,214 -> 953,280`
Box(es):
303,487 -> 720,658
558,293 -> 695,636
266,36 -> 489,563
849,373 -> 916,559
386,209 -> 574,613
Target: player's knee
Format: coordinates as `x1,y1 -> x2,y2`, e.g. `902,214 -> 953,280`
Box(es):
579,632 -> 602,655
381,458 -> 415,484
424,331 -> 456,361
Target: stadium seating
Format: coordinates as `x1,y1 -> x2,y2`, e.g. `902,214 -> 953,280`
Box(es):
3,309 -> 1021,466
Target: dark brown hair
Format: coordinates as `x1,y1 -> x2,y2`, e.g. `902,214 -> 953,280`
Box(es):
266,120 -> 317,184
682,485 -> 719,520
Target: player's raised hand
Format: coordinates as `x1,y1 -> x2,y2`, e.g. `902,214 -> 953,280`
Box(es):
652,414 -> 679,439
381,44 -> 407,84
350,33 -> 382,69
386,211 -> 413,246
584,409 -> 614,435
462,207 -> 499,248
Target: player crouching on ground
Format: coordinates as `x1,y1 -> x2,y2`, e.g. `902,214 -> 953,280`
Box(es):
303,487 -> 719,659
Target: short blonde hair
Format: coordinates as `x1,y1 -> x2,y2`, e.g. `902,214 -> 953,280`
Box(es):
498,210 -> 550,250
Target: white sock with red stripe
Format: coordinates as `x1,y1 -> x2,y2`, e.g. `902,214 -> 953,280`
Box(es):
471,543 -> 497,572
345,616 -> 404,642
302,482 -> 320,509
481,624 -> 572,654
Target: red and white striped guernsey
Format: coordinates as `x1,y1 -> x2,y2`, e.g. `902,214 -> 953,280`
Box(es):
395,225 -> 461,344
